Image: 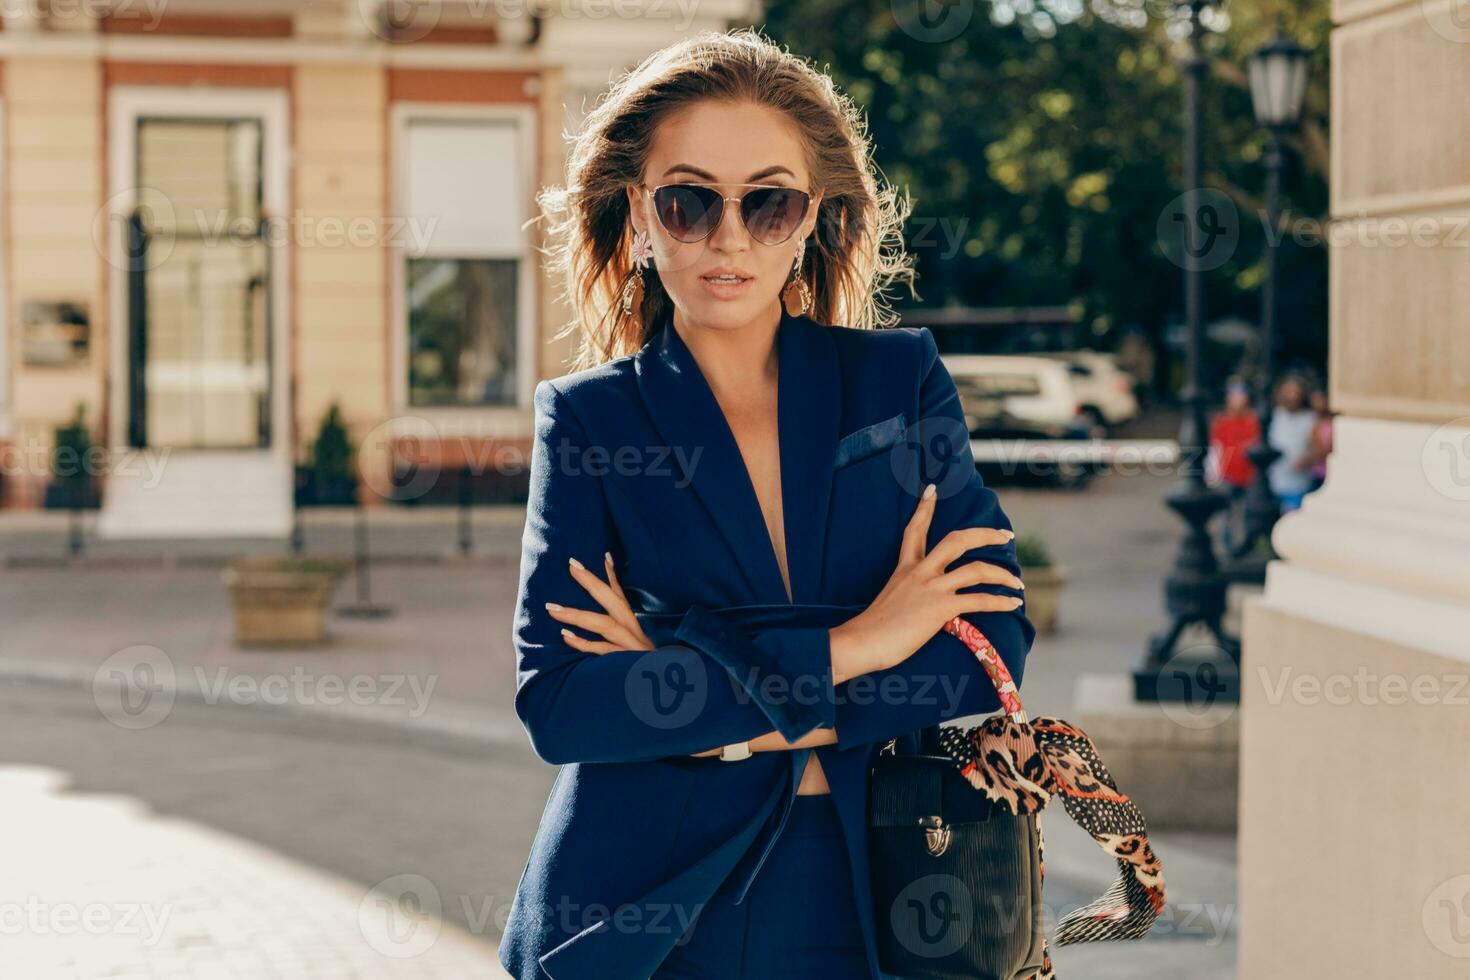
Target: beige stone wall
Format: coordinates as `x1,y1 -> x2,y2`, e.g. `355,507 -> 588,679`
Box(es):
5,58 -> 106,505
1329,1 -> 1470,423
293,63 -> 392,495
1241,0 -> 1470,973
1241,605 -> 1470,975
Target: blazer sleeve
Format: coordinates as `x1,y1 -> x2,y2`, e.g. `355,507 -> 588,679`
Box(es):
831,327 -> 1037,750
512,379 -> 838,765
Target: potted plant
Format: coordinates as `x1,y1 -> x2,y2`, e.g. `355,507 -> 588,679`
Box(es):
1015,533 -> 1066,634
44,403 -> 101,509
222,555 -> 352,647
297,403 -> 358,507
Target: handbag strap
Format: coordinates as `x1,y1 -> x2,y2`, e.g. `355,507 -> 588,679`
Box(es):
942,615 -> 1027,722
892,615 -> 1027,756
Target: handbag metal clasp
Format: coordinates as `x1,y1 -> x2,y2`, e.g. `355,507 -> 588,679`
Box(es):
917,815 -> 952,857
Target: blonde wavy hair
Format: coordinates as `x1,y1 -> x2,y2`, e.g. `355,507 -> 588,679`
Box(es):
535,27 -> 918,372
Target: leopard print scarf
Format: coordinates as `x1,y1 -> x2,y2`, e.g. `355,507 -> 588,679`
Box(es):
933,617 -> 1168,979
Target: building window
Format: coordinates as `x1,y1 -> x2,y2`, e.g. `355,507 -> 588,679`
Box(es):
402,116 -> 525,408
408,257 -> 517,406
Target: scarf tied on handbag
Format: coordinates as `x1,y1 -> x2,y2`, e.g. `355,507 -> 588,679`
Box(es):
933,616 -> 1168,979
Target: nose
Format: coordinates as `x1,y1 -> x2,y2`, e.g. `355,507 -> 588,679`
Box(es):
706,194 -> 750,254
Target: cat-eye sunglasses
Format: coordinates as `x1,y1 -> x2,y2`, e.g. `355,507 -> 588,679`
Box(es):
642,182 -> 813,246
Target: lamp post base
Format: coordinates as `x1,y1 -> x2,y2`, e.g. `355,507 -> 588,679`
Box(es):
1133,479 -> 1242,704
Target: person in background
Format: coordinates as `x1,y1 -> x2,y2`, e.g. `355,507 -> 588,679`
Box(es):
1208,380 -> 1259,549
1267,375 -> 1318,513
1304,387 -> 1334,492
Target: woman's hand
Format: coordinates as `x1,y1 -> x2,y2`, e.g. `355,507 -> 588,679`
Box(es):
545,552 -> 655,654
829,482 -> 1024,683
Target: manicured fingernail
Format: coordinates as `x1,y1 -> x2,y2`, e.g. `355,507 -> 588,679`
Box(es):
1012,580 -> 1025,590
1003,529 -> 1015,539
604,551 -> 613,565
545,602 -> 562,611
1009,596 -> 1024,606
568,556 -> 583,569
923,483 -> 936,499
561,627 -> 574,638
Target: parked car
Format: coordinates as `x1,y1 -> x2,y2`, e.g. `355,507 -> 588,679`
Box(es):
1039,351 -> 1140,431
942,355 -> 1085,435
941,355 -> 1101,489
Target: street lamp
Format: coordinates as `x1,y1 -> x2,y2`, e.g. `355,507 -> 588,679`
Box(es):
1247,33 -> 1309,129
1230,32 -> 1309,574
1133,0 -> 1241,704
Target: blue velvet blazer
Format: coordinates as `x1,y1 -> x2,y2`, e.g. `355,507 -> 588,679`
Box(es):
499,307 -> 1035,980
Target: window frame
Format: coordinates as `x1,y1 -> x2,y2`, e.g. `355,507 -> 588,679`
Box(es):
389,102 -> 537,420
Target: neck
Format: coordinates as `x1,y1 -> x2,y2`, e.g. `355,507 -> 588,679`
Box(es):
671,303 -> 783,396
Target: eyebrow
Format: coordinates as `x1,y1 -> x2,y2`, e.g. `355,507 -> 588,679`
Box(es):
660,164 -> 797,182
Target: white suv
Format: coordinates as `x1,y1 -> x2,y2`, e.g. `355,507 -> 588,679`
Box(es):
940,355 -> 1091,437
1039,351 -> 1139,430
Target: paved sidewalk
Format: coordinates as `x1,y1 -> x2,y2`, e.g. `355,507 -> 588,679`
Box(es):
3,469 -> 1239,976
2,764 -> 509,978
0,505 -> 531,567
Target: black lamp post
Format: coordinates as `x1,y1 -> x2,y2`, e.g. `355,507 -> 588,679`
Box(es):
1133,0 -> 1241,703
1230,32 -> 1310,575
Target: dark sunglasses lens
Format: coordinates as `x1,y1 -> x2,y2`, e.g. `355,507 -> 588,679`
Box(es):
741,187 -> 808,244
652,185 -> 722,242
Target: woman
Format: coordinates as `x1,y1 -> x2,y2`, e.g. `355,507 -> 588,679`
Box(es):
1266,375 -> 1317,513
500,29 -> 1034,980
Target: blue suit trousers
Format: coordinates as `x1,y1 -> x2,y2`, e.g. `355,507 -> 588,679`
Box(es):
653,793 -> 872,979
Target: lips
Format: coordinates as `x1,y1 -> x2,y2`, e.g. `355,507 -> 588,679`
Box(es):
697,270 -> 755,300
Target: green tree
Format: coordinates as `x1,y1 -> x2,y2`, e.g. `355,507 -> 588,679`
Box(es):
761,0 -> 1330,389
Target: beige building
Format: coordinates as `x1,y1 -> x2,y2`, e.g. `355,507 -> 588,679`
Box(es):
0,0 -> 752,535
1241,0 -> 1470,974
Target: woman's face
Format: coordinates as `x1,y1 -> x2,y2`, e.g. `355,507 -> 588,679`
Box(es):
626,100 -> 823,332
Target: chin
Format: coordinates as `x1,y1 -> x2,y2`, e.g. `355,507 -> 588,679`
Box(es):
672,290 -> 781,330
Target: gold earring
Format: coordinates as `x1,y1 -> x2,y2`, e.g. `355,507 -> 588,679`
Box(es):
782,239 -> 812,317
622,229 -> 651,318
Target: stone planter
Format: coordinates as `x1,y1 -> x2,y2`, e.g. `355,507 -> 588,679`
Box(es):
222,557 -> 350,648
1020,564 -> 1066,634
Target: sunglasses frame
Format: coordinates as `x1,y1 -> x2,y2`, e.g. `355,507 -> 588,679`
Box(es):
642,181 -> 815,246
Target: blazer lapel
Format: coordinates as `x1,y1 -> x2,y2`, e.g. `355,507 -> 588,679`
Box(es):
633,308 -> 841,606
776,310 -> 841,605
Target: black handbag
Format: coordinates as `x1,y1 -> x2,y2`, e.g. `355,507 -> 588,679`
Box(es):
868,723 -> 1047,980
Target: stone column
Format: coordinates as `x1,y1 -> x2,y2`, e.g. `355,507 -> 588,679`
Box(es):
1239,0 -> 1470,974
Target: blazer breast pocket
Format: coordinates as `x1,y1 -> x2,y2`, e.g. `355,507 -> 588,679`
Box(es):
833,412 -> 908,470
